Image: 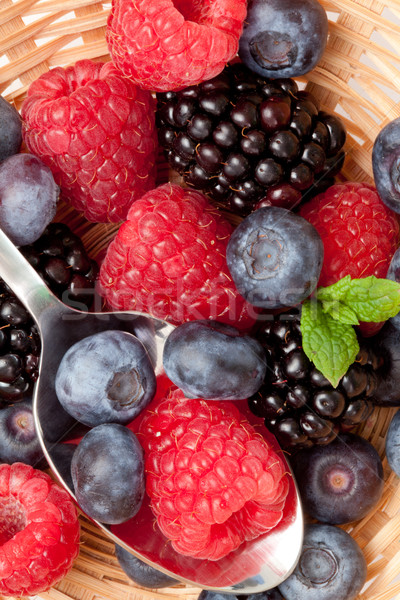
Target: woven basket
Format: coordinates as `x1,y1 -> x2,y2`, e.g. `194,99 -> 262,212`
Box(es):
2,1 -> 400,599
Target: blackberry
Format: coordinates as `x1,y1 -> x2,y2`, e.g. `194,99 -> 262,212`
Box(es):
20,222 -> 98,311
0,284 -> 40,402
0,223 -> 98,402
248,311 -> 380,450
157,62 -> 346,216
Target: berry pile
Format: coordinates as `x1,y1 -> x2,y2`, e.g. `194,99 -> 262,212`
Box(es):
4,0 -> 400,596
0,223 -> 97,402
157,62 -> 346,216
248,312 -> 380,450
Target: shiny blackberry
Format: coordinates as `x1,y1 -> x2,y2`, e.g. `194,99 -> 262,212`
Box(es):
0,223 -> 98,401
21,222 -> 98,311
157,62 -> 346,216
0,285 -> 40,402
248,312 -> 380,450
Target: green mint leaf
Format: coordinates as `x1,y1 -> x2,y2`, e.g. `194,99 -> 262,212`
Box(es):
301,298 -> 360,387
320,299 -> 359,325
341,276 -> 400,322
316,275 -> 352,302
316,275 -> 400,323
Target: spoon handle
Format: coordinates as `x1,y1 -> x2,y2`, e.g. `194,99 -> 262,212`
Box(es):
0,228 -> 59,321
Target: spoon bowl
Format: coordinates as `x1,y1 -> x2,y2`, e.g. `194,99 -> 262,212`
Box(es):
0,227 -> 303,594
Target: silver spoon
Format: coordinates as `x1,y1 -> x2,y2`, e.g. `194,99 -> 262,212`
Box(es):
0,226 -> 303,594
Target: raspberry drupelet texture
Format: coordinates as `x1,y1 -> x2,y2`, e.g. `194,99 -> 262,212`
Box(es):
21,59 -> 158,223
138,389 -> 290,561
0,462 -> 80,596
98,183 -> 257,330
299,181 -> 400,288
106,0 -> 247,91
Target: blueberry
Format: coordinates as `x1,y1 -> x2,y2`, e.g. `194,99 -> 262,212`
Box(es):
386,247 -> 400,329
197,590 -> 283,600
0,154 -> 59,246
0,97 -> 22,162
55,330 -> 156,427
0,399 -> 45,467
372,117 -> 400,213
291,433 -> 384,524
198,594 -> 233,600
50,443 -> 77,491
163,320 -> 267,400
239,0 -> 329,79
71,423 -> 145,524
385,410 -> 400,477
115,544 -> 179,588
246,593 -> 283,600
278,523 -> 367,600
226,206 -> 324,309
369,321 -> 400,406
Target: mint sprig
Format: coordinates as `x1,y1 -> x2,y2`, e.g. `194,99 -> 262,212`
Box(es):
301,299 -> 359,387
316,275 -> 400,322
319,299 -> 359,325
300,275 -> 400,387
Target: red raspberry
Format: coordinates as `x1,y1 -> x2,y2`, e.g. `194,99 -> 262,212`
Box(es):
106,0 -> 247,92
21,60 -> 157,223
98,183 -> 257,330
138,389 -> 290,561
299,182 -> 399,288
0,462 -> 80,596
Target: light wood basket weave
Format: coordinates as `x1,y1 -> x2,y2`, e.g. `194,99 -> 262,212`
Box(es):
2,1 -> 400,599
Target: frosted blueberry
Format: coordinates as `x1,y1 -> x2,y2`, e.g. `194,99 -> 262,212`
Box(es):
278,524 -> 367,600
163,320 -> 266,400
71,423 -> 145,524
239,0 -> 328,79
226,206 -> 323,309
55,330 -> 156,426
0,97 -> 22,162
115,544 -> 179,588
0,153 -> 58,245
385,410 -> 400,477
372,117 -> 400,213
